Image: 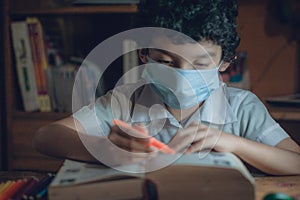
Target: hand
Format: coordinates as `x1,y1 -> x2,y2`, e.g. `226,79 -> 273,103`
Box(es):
108,124 -> 155,153
168,122 -> 239,154
83,124 -> 158,167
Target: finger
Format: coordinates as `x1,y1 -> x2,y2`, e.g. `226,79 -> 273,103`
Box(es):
185,135 -> 217,154
187,123 -> 222,143
168,132 -> 193,153
108,131 -> 129,149
109,131 -> 154,153
130,150 -> 158,163
111,125 -> 130,138
168,126 -> 195,144
168,125 -> 204,152
185,142 -> 210,154
111,124 -> 150,141
175,124 -> 207,139
132,124 -> 148,135
107,144 -> 156,166
113,119 -> 149,137
130,139 -> 157,152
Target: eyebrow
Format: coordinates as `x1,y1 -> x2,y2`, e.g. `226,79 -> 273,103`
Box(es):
153,49 -> 216,59
152,49 -> 171,55
195,52 -> 217,59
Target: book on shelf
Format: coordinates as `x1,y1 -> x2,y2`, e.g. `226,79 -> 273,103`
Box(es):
122,39 -> 139,84
48,152 -> 254,200
51,63 -> 78,113
10,21 -> 40,112
11,16 -> 107,113
73,0 -> 140,4
26,17 -> 52,112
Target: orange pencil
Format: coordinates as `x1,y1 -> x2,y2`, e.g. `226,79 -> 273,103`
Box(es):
0,183 -> 6,193
112,119 -> 175,154
0,179 -> 26,200
0,181 -> 15,200
0,181 -> 12,194
9,177 -> 38,200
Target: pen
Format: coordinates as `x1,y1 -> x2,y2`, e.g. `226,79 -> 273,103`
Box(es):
27,173 -> 54,200
112,119 -> 175,154
12,178 -> 38,200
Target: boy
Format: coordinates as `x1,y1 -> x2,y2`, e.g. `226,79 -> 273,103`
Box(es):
33,0 -> 300,175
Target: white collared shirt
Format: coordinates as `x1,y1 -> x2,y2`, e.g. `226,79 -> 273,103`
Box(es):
73,81 -> 289,146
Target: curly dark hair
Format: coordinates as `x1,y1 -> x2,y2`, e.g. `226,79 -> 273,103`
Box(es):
136,0 -> 240,62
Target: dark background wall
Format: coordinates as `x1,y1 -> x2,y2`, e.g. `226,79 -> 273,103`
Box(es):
238,0 -> 299,99
0,0 -> 5,170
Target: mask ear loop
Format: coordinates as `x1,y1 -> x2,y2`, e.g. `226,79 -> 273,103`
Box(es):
146,56 -> 159,64
217,60 -> 223,69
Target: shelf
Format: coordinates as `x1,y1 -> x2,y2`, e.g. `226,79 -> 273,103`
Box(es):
268,106 -> 300,121
12,111 -> 71,120
4,0 -> 138,171
10,4 -> 138,15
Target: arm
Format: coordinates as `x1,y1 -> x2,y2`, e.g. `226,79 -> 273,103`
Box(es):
33,116 -> 155,165
169,122 -> 300,175
33,116 -> 100,163
232,136 -> 300,175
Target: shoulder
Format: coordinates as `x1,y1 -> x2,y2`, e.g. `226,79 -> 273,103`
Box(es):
225,86 -> 269,119
226,87 -> 259,101
226,87 -> 265,107
95,81 -> 145,104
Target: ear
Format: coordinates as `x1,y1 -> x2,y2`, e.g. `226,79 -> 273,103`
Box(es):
218,62 -> 230,72
138,49 -> 148,64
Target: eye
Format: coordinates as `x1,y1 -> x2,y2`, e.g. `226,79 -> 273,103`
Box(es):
157,59 -> 175,66
194,63 -> 209,68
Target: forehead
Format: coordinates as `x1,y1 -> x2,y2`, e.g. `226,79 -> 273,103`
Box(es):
150,35 -> 222,61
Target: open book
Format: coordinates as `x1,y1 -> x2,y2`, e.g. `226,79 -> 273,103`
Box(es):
48,152 -> 254,200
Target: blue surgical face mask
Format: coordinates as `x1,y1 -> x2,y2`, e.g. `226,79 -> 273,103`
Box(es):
141,58 -> 221,109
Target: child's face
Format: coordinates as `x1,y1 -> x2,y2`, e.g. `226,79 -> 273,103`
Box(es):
139,36 -> 227,71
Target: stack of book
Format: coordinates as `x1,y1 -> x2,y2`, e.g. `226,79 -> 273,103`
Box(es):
11,18 -> 107,113
48,152 -> 255,200
11,18 -> 52,112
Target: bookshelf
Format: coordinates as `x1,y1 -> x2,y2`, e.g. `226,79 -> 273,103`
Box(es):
0,0 -> 4,170
3,0 -> 138,171
3,0 -> 299,172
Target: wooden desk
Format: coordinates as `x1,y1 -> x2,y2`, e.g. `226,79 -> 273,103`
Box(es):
268,106 -> 300,145
255,176 -> 300,200
1,172 -> 299,200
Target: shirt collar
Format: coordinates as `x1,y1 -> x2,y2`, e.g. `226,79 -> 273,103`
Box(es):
130,82 -> 237,126
199,83 -> 238,125
129,83 -> 170,123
